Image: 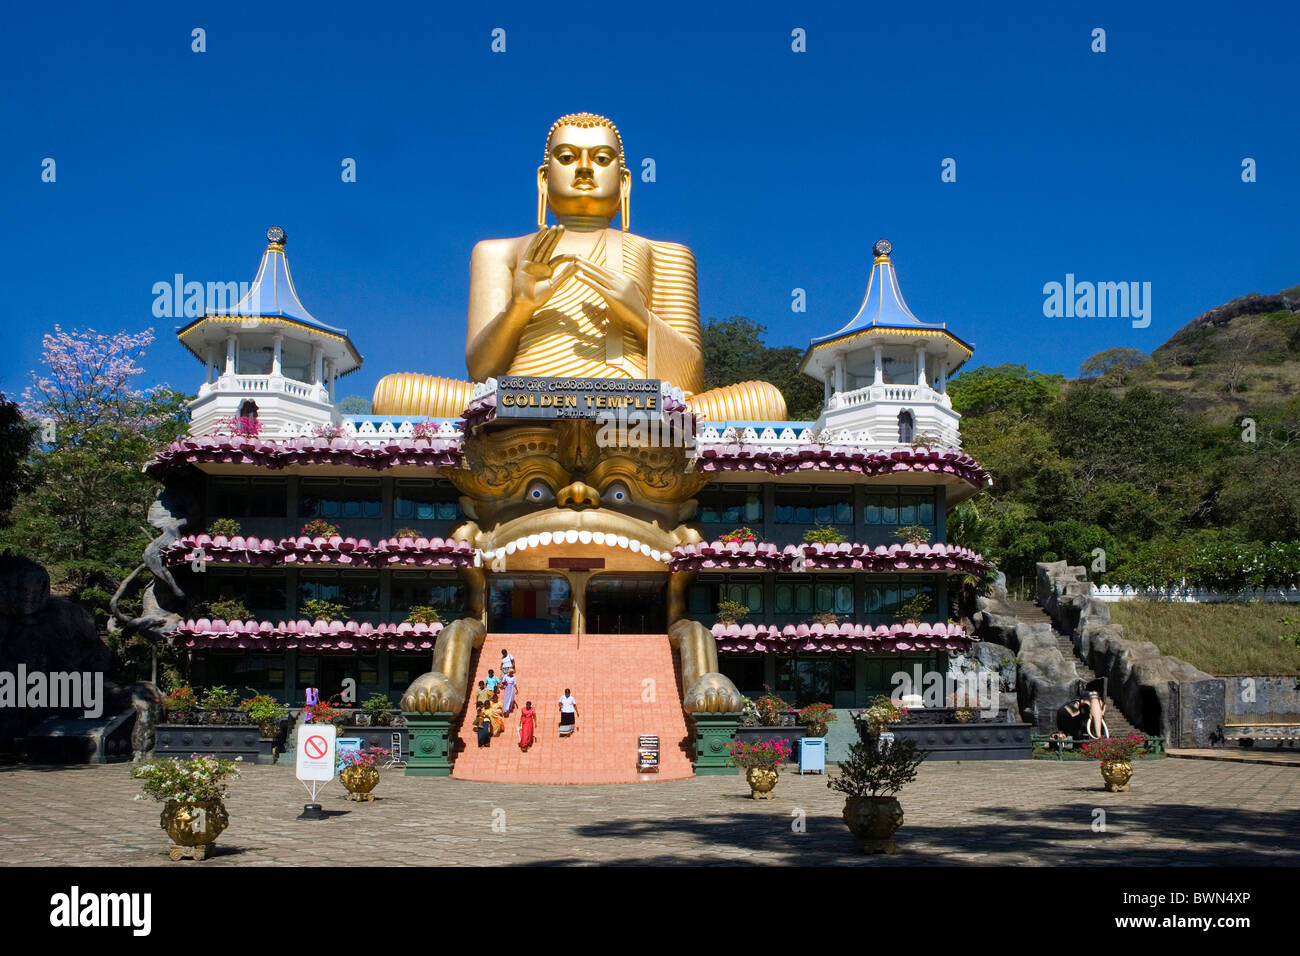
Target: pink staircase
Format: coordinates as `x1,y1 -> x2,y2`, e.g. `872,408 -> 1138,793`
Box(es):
449,634 -> 695,784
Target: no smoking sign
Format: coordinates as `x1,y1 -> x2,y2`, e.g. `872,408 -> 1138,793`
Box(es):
296,723 -> 336,781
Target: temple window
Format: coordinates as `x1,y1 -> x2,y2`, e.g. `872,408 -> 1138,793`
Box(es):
773,486 -> 852,525
696,484 -> 763,525
298,478 -> 382,520
297,571 -> 381,613
897,409 -> 915,443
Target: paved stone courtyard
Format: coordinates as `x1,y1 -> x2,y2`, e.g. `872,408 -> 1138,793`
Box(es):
1,758 -> 1297,866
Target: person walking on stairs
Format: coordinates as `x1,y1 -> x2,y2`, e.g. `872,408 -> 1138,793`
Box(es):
500,648 -> 515,676
558,688 -> 578,737
502,671 -> 517,715
518,700 -> 536,750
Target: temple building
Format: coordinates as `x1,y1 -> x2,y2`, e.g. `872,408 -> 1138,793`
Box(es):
139,113 -> 991,781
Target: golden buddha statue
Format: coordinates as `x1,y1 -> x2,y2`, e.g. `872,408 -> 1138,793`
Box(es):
372,112 -> 787,422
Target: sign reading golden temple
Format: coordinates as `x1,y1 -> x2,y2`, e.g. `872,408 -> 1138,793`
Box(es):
495,376 -> 662,421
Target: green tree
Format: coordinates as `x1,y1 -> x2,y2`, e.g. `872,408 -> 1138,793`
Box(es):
701,316 -> 824,419
1078,347 -> 1150,386
337,394 -> 371,415
0,393 -> 34,524
1,328 -> 190,619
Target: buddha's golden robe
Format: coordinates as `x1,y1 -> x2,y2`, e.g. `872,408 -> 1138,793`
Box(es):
371,231 -> 785,421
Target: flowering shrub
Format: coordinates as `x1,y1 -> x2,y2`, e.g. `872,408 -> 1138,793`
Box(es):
312,422 -> 347,441
238,694 -> 288,724
1080,734 -> 1145,762
405,605 -> 441,625
719,527 -> 757,545
300,518 -> 339,539
798,702 -> 838,735
716,599 -> 750,624
215,416 -> 262,438
727,738 -> 792,771
337,746 -> 389,771
132,754 -> 242,804
162,686 -> 197,720
411,420 -> 441,441
862,695 -> 904,728
1110,539 -> 1300,592
305,700 -> 341,726
755,686 -> 789,725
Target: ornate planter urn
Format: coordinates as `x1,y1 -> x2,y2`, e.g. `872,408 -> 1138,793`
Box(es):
953,708 -> 973,723
1100,759 -> 1132,792
745,767 -> 779,800
340,765 -> 380,801
161,798 -> 229,861
842,796 -> 904,854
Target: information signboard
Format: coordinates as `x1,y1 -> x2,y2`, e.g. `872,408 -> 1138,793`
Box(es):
494,376 -> 662,421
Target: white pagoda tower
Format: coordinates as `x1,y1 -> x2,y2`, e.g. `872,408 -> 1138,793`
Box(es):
178,227 -> 362,437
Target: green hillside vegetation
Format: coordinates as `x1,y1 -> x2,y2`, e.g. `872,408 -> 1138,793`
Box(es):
1108,602 -> 1300,676
944,284 -> 1300,595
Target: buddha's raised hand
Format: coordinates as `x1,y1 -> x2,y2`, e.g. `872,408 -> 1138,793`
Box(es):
512,225 -> 576,314
569,257 -> 651,338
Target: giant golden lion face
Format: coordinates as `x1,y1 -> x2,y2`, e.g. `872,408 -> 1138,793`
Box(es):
447,422 -> 705,566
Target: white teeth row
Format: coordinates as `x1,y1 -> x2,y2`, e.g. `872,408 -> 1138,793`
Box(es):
479,531 -> 667,564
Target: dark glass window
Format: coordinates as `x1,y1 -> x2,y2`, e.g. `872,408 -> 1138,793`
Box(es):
298,479 -> 381,520
209,477 -> 288,519
394,479 -> 461,522
206,570 -> 287,617
390,572 -> 468,617
298,571 -> 380,612
696,484 -> 763,525
774,486 -> 852,525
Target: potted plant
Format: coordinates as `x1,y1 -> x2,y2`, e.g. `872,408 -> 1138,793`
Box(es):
216,415 -> 262,439
798,702 -> 837,738
755,686 -> 788,726
132,754 -> 241,861
393,527 -> 423,541
162,686 -> 198,724
199,685 -> 240,725
719,526 -> 757,545
304,700 -> 349,736
207,518 -> 242,538
895,525 -> 931,546
411,420 -> 440,441
239,693 -> 289,738
300,598 -> 348,622
205,597 -> 250,622
1081,734 -> 1145,792
337,747 -> 389,801
828,735 -> 928,854
812,611 -> 840,626
727,737 -> 792,799
861,695 -> 904,737
300,518 -> 339,539
895,592 -> 933,624
360,692 -> 394,727
405,605 -> 441,625
716,599 -> 750,625
803,524 -> 846,545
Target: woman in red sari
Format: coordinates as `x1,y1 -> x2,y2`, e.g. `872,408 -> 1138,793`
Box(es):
518,700 -> 536,751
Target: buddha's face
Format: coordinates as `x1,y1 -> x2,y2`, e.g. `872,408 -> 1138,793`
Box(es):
541,124 -> 627,221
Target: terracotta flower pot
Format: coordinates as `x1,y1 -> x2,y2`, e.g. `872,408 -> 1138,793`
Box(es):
842,796 -> 904,854
1100,759 -> 1132,792
745,766 -> 779,800
341,765 -> 380,801
161,798 -> 229,861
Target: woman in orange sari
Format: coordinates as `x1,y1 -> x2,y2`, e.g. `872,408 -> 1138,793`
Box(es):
488,699 -> 506,736
518,700 -> 536,750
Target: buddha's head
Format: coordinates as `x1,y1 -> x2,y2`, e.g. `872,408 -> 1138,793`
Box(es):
538,112 -> 630,229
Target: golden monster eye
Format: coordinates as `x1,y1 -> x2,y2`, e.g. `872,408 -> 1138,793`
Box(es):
601,481 -> 630,506
525,479 -> 554,504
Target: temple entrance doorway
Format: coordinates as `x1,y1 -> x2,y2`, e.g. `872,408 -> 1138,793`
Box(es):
487,573 -> 572,633
584,573 -> 667,634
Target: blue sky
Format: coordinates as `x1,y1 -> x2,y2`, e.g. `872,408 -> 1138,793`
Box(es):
3,1 -> 1297,403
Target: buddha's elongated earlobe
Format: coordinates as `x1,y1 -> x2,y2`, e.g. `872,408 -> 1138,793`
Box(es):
537,166 -> 548,229
620,169 -> 631,232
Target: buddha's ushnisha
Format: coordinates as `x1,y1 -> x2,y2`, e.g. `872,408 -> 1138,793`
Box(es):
372,112 -> 787,421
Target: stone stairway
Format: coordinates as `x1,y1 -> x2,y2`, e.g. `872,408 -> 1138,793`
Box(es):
1007,600 -> 1139,737
449,634 -> 696,784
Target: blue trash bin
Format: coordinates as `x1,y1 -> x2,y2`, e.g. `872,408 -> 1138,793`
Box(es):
798,737 -> 826,774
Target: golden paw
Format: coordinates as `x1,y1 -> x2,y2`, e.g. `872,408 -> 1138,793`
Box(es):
683,673 -> 745,714
400,671 -> 464,715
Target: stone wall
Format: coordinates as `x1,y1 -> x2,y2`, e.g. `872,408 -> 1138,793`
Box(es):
1037,561 -> 1225,747
969,581 -> 1085,734
1222,676 -> 1300,724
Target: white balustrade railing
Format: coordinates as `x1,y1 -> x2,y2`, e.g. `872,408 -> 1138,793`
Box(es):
1091,583 -> 1300,604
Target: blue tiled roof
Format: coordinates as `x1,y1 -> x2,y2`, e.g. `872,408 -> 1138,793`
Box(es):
812,251 -> 945,346
213,241 -> 348,337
